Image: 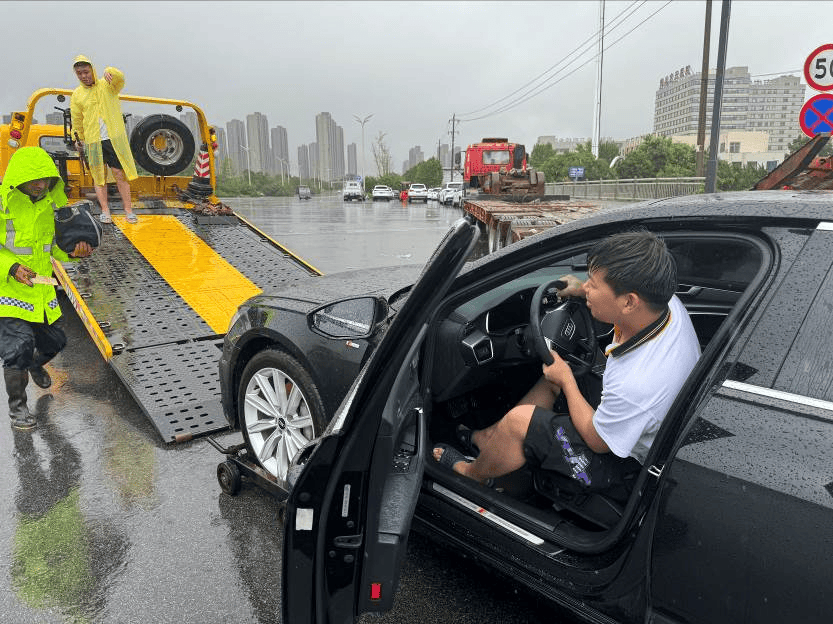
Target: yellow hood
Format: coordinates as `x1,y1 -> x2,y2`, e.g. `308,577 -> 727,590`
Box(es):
72,54 -> 97,86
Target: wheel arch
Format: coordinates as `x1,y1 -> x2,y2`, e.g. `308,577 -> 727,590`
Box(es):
228,331 -> 326,428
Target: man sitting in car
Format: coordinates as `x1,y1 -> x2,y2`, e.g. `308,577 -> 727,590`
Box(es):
433,230 -> 701,498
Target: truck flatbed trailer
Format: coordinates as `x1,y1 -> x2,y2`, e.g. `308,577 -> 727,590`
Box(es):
462,196 -> 604,252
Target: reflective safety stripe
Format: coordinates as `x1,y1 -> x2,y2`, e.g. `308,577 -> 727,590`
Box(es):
43,243 -> 52,252
4,219 -> 33,254
48,298 -> 59,309
113,215 -> 263,333
0,296 -> 35,312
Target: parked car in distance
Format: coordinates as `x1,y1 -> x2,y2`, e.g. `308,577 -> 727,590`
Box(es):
439,181 -> 463,205
218,190 -> 833,624
427,187 -> 442,201
407,183 -> 429,203
297,185 -> 312,200
371,185 -> 395,201
343,180 -> 364,201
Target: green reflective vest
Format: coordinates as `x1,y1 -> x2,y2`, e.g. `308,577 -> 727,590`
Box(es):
0,147 -> 73,324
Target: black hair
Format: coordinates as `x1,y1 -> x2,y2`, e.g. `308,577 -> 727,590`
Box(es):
587,229 -> 676,312
73,61 -> 92,69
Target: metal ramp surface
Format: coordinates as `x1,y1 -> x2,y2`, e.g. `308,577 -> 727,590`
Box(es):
57,207 -> 320,443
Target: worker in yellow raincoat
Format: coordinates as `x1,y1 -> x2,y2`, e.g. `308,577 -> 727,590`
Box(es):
70,54 -> 139,224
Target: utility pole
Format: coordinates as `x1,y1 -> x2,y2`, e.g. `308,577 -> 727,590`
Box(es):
353,114 -> 373,195
705,0 -> 731,193
591,0 -> 605,158
696,0 -> 713,177
449,113 -> 458,182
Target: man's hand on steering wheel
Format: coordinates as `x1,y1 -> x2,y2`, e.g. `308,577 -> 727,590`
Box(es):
556,274 -> 585,298
542,349 -> 574,388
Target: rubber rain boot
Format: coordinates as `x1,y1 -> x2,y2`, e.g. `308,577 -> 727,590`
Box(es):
5,368 -> 35,430
29,351 -> 52,389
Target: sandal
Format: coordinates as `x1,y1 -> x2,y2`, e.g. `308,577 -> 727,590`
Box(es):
434,443 -> 472,471
455,424 -> 480,457
125,213 -> 138,224
98,212 -> 112,224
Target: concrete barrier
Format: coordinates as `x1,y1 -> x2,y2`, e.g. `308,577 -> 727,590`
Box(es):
546,177 -> 705,201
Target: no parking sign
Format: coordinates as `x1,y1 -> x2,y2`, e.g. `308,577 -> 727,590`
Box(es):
799,94 -> 833,137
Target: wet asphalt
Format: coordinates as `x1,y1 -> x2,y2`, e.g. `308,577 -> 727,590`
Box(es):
0,195 -> 593,623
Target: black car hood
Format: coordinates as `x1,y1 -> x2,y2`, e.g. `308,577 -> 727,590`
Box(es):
250,264 -> 424,311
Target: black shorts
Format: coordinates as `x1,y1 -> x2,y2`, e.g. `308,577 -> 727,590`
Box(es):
523,407 -> 641,495
101,139 -> 123,170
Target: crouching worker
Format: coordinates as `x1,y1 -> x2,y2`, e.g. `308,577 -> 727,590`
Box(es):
0,147 -> 92,430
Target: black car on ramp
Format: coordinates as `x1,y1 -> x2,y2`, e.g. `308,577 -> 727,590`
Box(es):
220,191 -> 833,624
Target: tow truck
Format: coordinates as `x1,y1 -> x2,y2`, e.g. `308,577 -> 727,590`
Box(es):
1,88 -> 321,443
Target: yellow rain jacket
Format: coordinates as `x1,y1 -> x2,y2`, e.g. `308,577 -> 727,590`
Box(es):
0,147 -> 75,324
70,54 -> 138,186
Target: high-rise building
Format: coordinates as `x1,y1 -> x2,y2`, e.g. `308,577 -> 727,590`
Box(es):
271,125 -> 289,176
226,119 -> 245,174
298,144 -> 310,181
347,143 -> 357,177
309,142 -> 319,183
439,143 -> 449,167
408,146 -> 424,171
180,111 -> 199,143
654,65 -> 805,154
246,112 -> 270,173
315,112 -> 345,182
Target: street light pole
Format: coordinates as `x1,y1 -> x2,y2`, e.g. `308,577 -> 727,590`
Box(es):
353,114 -> 373,195
239,144 -> 251,186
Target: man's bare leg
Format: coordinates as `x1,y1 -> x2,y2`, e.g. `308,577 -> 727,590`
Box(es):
433,376 -> 561,483
112,168 -> 134,217
94,184 -> 110,219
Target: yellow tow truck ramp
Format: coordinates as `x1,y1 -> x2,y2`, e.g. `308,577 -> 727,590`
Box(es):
55,203 -> 320,443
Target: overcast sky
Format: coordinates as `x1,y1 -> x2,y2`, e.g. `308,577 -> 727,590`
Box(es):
4,1 -> 829,174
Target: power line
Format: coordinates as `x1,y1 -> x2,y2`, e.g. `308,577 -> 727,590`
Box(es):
457,1 -> 645,118
458,0 -> 673,123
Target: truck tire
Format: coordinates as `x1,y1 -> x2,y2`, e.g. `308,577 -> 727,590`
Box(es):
130,114 -> 196,176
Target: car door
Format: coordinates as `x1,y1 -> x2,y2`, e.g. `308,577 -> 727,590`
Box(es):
648,223 -> 833,624
282,217 -> 480,624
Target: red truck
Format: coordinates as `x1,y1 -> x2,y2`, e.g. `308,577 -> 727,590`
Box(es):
459,138 -> 544,195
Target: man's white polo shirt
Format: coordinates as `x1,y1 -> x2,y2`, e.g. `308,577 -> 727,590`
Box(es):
593,295 -> 701,463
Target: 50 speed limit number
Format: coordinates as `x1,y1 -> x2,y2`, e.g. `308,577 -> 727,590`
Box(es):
804,44 -> 833,91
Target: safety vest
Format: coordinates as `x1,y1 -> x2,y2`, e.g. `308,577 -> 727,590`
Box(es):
0,147 -> 73,324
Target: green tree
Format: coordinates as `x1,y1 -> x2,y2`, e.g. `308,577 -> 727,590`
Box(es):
785,133 -> 833,159
716,160 -> 769,191
617,136 -> 696,179
530,143 -> 555,168
403,157 -> 443,188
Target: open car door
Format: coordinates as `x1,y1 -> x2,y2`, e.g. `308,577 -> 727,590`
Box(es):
282,217 -> 480,624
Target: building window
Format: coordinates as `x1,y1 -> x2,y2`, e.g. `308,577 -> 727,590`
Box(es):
720,142 -> 726,153
729,142 -> 740,153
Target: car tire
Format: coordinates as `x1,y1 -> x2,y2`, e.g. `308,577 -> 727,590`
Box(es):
237,349 -> 327,481
130,114 -> 196,176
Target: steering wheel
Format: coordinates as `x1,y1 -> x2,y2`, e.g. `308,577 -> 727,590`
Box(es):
528,279 -> 598,378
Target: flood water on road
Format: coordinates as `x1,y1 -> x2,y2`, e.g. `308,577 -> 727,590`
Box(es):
227,194 -> 466,274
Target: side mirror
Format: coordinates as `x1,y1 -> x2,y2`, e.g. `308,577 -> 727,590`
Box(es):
310,297 -> 387,339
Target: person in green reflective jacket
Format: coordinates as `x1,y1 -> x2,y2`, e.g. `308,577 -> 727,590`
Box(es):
0,147 -> 92,430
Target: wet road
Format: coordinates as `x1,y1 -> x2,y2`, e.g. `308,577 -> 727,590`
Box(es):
0,194 -> 602,623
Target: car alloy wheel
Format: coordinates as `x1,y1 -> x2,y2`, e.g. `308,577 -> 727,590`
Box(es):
238,349 -> 325,480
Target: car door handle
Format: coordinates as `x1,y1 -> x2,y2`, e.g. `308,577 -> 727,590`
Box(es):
676,285 -> 702,296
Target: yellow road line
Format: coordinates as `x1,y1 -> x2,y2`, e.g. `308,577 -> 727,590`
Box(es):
113,215 -> 262,334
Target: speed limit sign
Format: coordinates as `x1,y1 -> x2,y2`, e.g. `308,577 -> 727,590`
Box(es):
804,44 -> 833,91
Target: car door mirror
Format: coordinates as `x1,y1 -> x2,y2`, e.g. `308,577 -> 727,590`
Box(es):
311,297 -> 386,339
